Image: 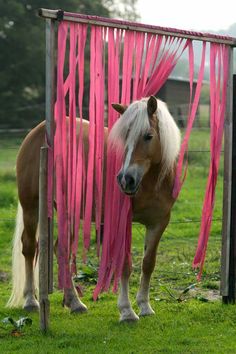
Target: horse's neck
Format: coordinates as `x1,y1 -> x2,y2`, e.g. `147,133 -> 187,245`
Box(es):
141,162 -> 176,198
132,162 -> 176,225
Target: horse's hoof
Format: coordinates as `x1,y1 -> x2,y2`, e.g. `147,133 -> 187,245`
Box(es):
23,304 -> 39,312
70,303 -> 88,314
138,303 -> 155,317
119,308 -> 139,322
23,298 -> 40,312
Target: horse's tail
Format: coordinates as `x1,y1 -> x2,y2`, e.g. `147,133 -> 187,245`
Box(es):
6,202 -> 39,308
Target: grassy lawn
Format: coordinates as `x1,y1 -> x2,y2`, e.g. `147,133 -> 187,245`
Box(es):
1,130 -> 236,354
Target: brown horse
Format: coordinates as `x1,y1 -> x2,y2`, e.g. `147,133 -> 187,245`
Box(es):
7,96 -> 180,322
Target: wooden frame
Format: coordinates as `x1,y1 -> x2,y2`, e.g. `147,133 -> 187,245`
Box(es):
38,18 -> 56,331
38,8 -> 236,330
222,73 -> 236,303
38,8 -> 236,46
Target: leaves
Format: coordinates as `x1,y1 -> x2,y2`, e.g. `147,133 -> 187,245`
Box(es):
0,0 -> 140,129
1,316 -> 32,336
158,283 -> 197,302
74,262 -> 98,285
178,283 -> 197,301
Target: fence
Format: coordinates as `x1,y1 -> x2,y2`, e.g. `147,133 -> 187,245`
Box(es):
10,8 -> 236,330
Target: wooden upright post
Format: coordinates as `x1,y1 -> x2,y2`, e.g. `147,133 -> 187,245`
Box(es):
39,147 -> 50,331
222,74 -> 236,303
38,18 -> 56,331
45,18 -> 56,295
221,47 -> 235,302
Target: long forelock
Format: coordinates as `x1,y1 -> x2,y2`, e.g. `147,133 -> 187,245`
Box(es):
109,98 -> 181,181
109,98 -> 150,153
157,99 -> 181,181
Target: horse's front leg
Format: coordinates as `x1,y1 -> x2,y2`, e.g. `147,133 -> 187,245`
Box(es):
136,215 -> 170,316
63,285 -> 87,314
118,259 -> 139,322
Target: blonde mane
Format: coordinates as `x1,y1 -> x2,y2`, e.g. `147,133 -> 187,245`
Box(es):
109,97 -> 181,180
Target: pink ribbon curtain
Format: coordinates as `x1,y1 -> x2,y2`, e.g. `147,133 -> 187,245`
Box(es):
53,19 -> 229,293
173,42 -> 229,278
54,21 -> 190,293
173,41 -> 206,197
192,44 -> 229,278
83,26 -> 105,252
93,30 -> 190,298
54,22 -> 88,288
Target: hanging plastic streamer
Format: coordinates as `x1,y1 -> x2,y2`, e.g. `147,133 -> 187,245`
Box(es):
53,18 -> 229,295
173,42 -> 229,278
192,44 -> 229,278
173,41 -> 206,197
54,22 -> 88,289
54,22 -> 69,289
71,23 -> 88,274
93,29 -> 135,298
83,26 -> 105,252
54,21 -> 190,294
93,30 -> 189,299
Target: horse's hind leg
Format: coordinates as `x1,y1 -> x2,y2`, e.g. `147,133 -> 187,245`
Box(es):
136,216 -> 170,316
118,259 -> 139,322
22,207 -> 39,311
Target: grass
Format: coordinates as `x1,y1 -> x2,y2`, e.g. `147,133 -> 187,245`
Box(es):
0,129 -> 235,354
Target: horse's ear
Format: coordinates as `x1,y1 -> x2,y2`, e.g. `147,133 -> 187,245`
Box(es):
147,96 -> 157,116
111,103 -> 127,115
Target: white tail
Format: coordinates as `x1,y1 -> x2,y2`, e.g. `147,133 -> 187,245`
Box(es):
6,202 -> 39,308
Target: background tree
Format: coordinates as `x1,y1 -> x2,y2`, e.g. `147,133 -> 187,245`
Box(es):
0,0 -> 139,129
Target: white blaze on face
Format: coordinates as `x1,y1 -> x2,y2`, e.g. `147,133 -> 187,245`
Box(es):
123,142 -> 134,173
120,143 -> 134,188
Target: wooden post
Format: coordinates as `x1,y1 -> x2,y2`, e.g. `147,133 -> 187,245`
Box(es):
38,18 -> 56,331
222,73 -> 236,303
227,74 -> 236,303
45,18 -> 56,294
221,48 -> 234,301
39,147 -> 50,331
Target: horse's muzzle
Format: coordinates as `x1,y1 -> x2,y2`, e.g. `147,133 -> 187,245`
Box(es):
117,171 -> 141,196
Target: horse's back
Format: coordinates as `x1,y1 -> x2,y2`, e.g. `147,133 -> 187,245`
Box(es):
16,119 -> 108,210
17,121 -> 46,209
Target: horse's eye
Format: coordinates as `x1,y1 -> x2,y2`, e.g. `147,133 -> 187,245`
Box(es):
144,133 -> 153,141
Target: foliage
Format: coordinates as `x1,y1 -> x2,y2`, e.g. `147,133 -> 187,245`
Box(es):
1,316 -> 32,336
0,0 -> 139,129
103,0 -> 140,21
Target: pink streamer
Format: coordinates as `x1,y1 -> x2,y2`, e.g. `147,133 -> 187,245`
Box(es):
94,27 -> 106,253
71,24 -> 87,274
173,42 -> 206,198
193,44 -> 229,278
94,29 -> 134,299
53,17 -> 229,296
83,27 -> 96,249
54,22 -> 88,288
94,31 -> 189,299
67,24 -> 77,267
54,22 -> 71,289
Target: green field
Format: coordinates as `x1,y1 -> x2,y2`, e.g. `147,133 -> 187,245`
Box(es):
1,129 -> 236,354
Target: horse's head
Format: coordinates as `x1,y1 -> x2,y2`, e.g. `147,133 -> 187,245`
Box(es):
109,96 -> 180,196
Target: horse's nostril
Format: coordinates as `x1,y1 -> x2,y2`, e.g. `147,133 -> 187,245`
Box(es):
117,173 -> 122,184
125,173 -> 135,188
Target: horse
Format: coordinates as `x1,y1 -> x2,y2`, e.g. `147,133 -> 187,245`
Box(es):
7,96 -> 180,322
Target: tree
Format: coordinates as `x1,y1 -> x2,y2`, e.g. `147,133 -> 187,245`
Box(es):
103,0 -> 140,21
0,0 -> 139,128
